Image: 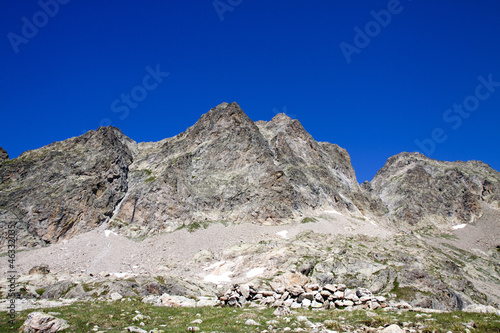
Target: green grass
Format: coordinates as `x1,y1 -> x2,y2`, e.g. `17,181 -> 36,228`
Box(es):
300,217 -> 318,224
176,220 -> 229,233
390,278 -> 417,300
439,233 -> 459,240
35,288 -> 46,296
144,176 -> 156,183
2,301 -> 500,333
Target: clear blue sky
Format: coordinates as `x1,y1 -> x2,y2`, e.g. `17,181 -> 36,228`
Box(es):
1,0 -> 499,183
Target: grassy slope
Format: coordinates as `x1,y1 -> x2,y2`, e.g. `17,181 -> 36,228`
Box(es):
2,300 -> 500,333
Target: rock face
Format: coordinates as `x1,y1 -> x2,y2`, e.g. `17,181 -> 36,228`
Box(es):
0,127 -> 134,248
110,102 -> 382,237
0,146 -> 8,162
1,103 -> 499,245
364,152 -> 500,230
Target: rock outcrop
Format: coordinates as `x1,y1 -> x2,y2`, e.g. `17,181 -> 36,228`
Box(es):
19,311 -> 69,332
364,152 -> 500,231
110,102 -> 383,237
0,147 -> 8,163
1,102 -> 499,246
0,127 -> 134,248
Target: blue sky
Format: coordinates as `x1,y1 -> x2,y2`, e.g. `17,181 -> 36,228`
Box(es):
1,0 -> 499,183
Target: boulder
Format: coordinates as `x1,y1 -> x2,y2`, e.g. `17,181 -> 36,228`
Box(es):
41,281 -> 74,299
278,272 -> 308,291
19,312 -> 69,332
196,297 -> 218,307
381,324 -> 405,333
245,319 -> 260,326
323,284 -> 337,293
110,292 -> 123,301
273,306 -> 291,316
160,294 -> 196,307
29,265 -> 50,275
64,284 -> 87,299
125,327 -> 148,333
238,284 -> 250,299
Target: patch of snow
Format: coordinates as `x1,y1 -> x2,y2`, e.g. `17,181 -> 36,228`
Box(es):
112,272 -> 133,278
246,267 -> 265,278
324,210 -> 342,215
104,230 -> 117,237
276,230 -> 288,238
204,261 -> 226,271
452,224 -> 467,230
368,219 -> 378,226
204,271 -> 233,284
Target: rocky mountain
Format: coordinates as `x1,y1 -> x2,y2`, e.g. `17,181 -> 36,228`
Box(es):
1,102 -> 499,312
364,152 -> 500,231
110,102 -> 385,238
1,102 -> 385,245
0,127 -> 134,248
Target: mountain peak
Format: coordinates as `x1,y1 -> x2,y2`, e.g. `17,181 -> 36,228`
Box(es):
209,101 -> 242,116
271,113 -> 293,123
0,147 -> 8,163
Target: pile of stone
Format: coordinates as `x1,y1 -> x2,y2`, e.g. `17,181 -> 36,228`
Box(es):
217,282 -> 389,310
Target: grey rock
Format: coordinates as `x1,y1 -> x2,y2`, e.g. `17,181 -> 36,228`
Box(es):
160,294 -> 196,307
381,324 -> 405,333
0,147 -> 8,163
0,127 -> 134,249
29,265 -> 50,275
110,292 -> 123,301
302,292 -> 314,301
311,300 -> 322,308
367,152 -> 500,230
125,327 -> 148,333
103,102 -> 382,238
65,284 -> 87,299
245,319 -> 260,326
19,311 -> 69,332
41,281 -> 75,299
273,306 -> 291,316
322,284 -> 337,293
